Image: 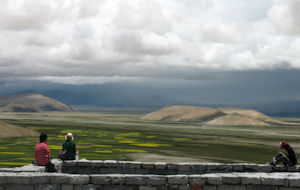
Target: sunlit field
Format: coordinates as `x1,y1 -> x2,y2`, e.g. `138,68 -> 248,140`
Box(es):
1,112 -> 300,168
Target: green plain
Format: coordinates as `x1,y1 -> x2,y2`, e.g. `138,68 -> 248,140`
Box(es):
0,112 -> 300,168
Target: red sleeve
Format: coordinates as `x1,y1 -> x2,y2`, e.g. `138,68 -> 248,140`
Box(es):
44,144 -> 50,154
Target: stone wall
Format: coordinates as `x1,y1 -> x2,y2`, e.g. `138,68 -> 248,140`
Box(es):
1,160 -> 300,190
61,160 -> 300,175
1,171 -> 300,190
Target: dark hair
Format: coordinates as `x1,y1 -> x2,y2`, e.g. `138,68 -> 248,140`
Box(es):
40,133 -> 48,143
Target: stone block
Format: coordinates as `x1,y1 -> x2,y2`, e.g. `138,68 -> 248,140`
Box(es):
121,168 -> 136,174
63,161 -> 77,167
135,169 -> 150,174
167,164 -> 177,170
78,167 -> 92,174
99,168 -> 122,174
62,184 -> 74,190
168,175 -> 189,185
0,186 -> 3,190
168,185 -> 179,190
288,176 -> 300,187
155,163 -> 167,170
243,164 -> 260,172
202,174 -> 222,185
0,175 -> 6,185
217,185 -> 246,190
247,185 -> 278,190
190,163 -> 206,174
120,161 -> 131,169
91,174 -> 125,185
178,184 -> 190,190
232,164 -> 244,172
102,160 -> 118,168
156,185 -> 168,190
272,166 -> 288,172
129,162 -> 142,169
35,184 -> 61,190
261,174 -> 285,186
77,160 -> 90,167
62,167 -> 78,174
126,175 -> 146,185
279,188 -> 300,190
90,160 -> 103,167
50,174 -> 90,184
139,186 -> 157,190
189,175 -> 205,185
30,175 -> 50,184
178,164 -> 190,171
73,185 -> 99,190
142,163 -> 155,169
6,184 -> 34,190
206,163 -> 222,172
5,173 -> 31,184
89,167 -> 102,174
76,184 -> 98,190
167,170 -> 177,175
103,185 -> 138,190
149,169 -> 169,175
146,175 -> 166,185
241,174 -> 261,185
221,173 -> 241,184
256,164 -> 272,172
203,185 -> 217,190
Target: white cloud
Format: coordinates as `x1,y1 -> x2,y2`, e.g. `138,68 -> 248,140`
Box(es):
268,0 -> 300,35
0,0 -> 300,85
202,20 -> 242,43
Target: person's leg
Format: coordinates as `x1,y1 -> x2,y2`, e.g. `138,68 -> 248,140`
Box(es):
269,152 -> 284,166
274,153 -> 292,166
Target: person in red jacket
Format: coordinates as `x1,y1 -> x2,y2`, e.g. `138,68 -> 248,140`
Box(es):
269,141 -> 297,167
34,133 -> 56,172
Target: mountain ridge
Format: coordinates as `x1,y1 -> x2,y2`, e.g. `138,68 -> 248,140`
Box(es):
142,105 -> 294,126
0,93 -> 75,112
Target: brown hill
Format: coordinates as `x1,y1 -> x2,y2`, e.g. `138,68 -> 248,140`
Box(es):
0,120 -> 39,138
205,112 -> 271,126
142,105 -> 292,126
141,105 -> 225,122
216,108 -> 289,126
0,93 -> 75,112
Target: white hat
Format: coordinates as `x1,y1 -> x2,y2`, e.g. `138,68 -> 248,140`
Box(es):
65,132 -> 74,140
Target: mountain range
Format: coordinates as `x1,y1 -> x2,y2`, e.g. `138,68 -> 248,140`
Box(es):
142,105 -> 295,126
0,93 -> 74,112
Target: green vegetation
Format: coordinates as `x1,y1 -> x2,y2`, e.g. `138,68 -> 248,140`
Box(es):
0,112 -> 300,168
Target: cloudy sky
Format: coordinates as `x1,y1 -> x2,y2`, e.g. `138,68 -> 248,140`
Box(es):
1,0 -> 300,114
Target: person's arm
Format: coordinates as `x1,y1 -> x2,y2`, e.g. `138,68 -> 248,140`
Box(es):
45,145 -> 52,159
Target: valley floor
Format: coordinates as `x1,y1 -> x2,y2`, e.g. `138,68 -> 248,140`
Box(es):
0,112 -> 300,167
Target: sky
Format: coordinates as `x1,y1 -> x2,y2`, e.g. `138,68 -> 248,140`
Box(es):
0,0 -> 300,115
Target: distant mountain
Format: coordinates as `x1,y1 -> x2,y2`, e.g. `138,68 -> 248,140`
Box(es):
0,93 -> 75,112
0,120 -> 39,138
142,105 -> 295,126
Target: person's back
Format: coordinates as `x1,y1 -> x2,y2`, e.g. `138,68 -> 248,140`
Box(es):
63,140 -> 76,160
62,132 -> 76,160
34,133 -> 56,172
286,144 -> 297,165
35,142 -> 50,166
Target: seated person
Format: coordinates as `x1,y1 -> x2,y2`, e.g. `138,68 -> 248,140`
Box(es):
62,132 -> 76,160
34,133 -> 56,172
269,141 -> 297,167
